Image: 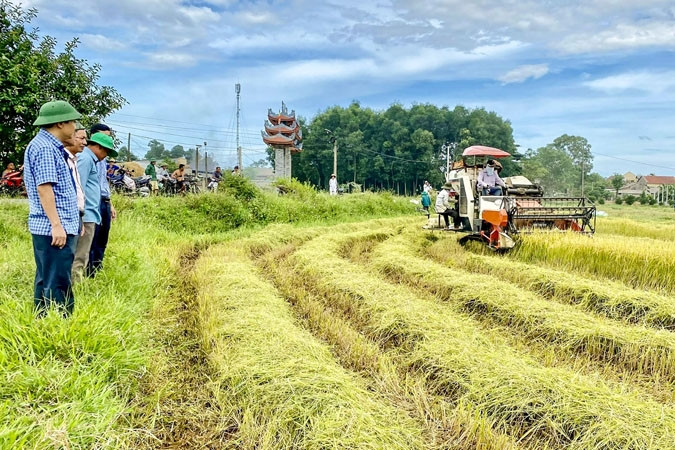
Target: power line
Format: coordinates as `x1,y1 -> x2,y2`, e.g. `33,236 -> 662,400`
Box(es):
109,118 -> 263,137
593,151 -> 675,172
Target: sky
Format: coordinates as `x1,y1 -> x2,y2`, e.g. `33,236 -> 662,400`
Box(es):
11,0 -> 675,176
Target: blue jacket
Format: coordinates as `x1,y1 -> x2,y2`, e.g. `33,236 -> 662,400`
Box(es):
77,147 -> 102,224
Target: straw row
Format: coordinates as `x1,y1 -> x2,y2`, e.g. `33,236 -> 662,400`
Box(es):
191,243 -> 425,449
368,231 -> 675,382
288,230 -> 675,449
422,235 -> 675,330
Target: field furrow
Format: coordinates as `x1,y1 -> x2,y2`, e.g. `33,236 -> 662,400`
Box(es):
423,235 -> 675,330
255,241 -> 521,449
366,231 -> 675,382
191,242 -> 425,449
287,230 -> 675,449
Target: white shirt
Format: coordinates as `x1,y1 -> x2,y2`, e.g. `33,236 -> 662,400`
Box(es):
435,189 -> 456,213
329,177 -> 338,194
65,149 -> 85,212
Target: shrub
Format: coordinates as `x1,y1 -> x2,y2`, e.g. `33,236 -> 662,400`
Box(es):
624,195 -> 636,205
614,197 -> 623,205
648,197 -> 657,206
598,198 -> 605,205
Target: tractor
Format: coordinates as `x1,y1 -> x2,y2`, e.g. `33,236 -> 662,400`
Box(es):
434,145 -> 596,251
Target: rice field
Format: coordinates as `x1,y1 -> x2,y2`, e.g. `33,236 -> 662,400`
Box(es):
2,194 -> 675,448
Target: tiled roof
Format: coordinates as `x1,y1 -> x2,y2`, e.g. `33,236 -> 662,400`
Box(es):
644,176 -> 675,185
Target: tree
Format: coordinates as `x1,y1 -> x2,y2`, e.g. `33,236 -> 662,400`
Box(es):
144,139 -> 168,160
250,158 -> 270,168
169,144 -> 187,158
550,134 -> 593,173
117,146 -> 138,161
0,1 -> 125,167
610,174 -> 624,198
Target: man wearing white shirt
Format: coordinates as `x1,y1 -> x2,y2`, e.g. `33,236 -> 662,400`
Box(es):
477,159 -> 506,196
329,173 -> 338,195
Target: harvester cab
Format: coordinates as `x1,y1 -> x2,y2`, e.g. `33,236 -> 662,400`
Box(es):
440,145 -> 596,251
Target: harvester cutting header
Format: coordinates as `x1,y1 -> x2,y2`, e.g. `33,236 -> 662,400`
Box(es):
434,145 -> 596,251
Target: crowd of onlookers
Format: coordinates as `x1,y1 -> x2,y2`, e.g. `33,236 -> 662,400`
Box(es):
8,99 -> 248,317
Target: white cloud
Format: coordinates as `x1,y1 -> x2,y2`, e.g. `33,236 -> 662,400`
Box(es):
558,21 -> 675,53
80,34 -> 128,52
583,71 -> 675,94
145,52 -> 198,68
498,64 -> 549,84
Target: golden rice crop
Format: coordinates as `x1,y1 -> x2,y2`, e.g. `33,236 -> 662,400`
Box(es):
288,230 -> 675,449
423,236 -> 675,330
191,243 -> 425,449
511,232 -> 675,293
598,217 -> 675,241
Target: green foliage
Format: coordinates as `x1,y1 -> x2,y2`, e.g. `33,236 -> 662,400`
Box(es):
116,145 -> 138,161
615,197 -> 624,205
0,1 -> 125,167
624,195 -> 636,205
125,177 -> 414,234
521,134 -> 602,196
610,173 -> 624,195
292,102 -> 518,193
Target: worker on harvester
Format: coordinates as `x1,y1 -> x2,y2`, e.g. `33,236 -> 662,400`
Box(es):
435,182 -> 461,230
477,159 -> 506,196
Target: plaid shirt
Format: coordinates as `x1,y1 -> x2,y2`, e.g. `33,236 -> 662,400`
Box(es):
23,129 -> 79,236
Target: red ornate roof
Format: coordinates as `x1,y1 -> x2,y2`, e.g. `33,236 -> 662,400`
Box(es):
262,102 -> 303,152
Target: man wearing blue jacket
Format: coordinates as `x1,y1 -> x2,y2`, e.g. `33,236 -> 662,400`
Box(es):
71,132 -> 117,283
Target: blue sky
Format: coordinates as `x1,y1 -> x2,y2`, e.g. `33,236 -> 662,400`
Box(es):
14,0 -> 675,175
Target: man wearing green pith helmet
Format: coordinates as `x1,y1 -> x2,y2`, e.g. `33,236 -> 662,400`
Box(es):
23,100 -> 82,317
71,132 -> 117,283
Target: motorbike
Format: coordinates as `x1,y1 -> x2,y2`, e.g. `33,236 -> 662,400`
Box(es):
0,170 -> 25,197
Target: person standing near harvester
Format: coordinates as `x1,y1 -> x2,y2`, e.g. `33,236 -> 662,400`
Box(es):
145,160 -> 158,194
71,132 -> 117,283
329,173 -> 338,195
23,100 -> 82,317
88,124 -> 116,277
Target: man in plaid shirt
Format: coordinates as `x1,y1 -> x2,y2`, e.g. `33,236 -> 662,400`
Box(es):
23,100 -> 82,317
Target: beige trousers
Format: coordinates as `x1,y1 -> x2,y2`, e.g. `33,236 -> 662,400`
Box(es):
72,222 -> 96,283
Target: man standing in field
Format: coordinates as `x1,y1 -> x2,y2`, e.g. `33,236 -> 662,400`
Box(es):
64,126 -> 87,221
72,133 -> 117,283
88,124 -> 117,277
23,100 -> 82,317
145,160 -> 158,194
329,173 -> 338,195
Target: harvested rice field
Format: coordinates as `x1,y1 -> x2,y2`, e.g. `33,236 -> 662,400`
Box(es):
1,193 -> 674,449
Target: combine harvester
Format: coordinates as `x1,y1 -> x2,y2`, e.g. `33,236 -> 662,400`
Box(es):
438,145 -> 596,251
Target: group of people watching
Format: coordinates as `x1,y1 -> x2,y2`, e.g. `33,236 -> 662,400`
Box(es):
23,100 -> 117,317
421,159 -> 506,230
141,161 -> 237,195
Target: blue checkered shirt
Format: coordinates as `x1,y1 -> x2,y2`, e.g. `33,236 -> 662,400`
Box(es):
23,129 -> 79,236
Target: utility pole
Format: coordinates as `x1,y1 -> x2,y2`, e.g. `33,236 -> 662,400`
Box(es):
195,144 -> 201,177
235,83 -> 242,170
127,133 -> 131,162
325,129 -> 338,179
203,141 -> 208,190
581,161 -> 585,197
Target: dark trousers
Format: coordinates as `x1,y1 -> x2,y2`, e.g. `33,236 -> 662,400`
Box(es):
441,209 -> 460,227
88,198 -> 111,275
32,234 -> 77,317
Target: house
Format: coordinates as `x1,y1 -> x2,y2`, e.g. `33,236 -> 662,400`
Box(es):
623,171 -> 637,183
617,175 -> 675,201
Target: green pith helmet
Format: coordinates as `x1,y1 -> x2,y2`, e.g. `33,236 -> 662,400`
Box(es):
87,132 -> 118,157
442,182 -> 454,190
33,100 -> 82,126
